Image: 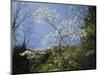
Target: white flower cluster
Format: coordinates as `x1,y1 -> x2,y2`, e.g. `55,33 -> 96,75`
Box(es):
34,6 -> 85,47
33,48 -> 49,51
34,6 -> 47,24
42,31 -> 60,47
19,49 -> 47,59
80,29 -> 87,37
19,50 -> 35,59
34,6 -> 62,24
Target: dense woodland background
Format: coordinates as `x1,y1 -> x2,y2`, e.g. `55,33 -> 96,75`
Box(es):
12,1 -> 96,74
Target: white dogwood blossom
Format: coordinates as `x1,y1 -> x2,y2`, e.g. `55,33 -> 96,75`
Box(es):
42,31 -> 60,47
34,6 -> 62,25
20,50 -> 35,59
34,6 -> 86,48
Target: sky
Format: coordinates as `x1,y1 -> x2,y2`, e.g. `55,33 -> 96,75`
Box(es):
12,1 -> 89,50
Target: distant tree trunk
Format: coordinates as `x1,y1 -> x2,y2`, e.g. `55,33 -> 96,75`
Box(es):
58,34 -> 66,69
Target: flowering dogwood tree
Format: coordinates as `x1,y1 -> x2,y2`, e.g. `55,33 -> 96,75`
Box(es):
34,6 -> 86,47
34,6 -> 87,68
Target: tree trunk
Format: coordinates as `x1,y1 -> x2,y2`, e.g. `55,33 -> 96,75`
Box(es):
59,35 -> 66,69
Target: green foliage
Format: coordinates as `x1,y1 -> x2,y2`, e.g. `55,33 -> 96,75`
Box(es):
13,42 -> 96,74
76,6 -> 96,69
